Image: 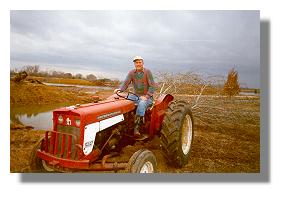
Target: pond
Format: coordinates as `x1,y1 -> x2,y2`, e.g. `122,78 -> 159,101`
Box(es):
11,83 -> 115,130
43,82 -> 113,90
239,91 -> 260,96
10,102 -> 73,130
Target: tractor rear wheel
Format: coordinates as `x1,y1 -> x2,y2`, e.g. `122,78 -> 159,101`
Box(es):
127,149 -> 157,173
160,100 -> 194,167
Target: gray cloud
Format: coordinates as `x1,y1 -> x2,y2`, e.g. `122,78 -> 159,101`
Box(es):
10,10 -> 260,88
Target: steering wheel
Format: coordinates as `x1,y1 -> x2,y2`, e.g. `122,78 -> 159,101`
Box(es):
116,90 -> 140,102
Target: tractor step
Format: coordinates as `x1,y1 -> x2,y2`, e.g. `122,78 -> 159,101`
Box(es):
123,133 -> 149,140
134,134 -> 149,141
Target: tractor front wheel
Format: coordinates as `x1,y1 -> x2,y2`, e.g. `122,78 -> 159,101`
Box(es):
160,100 -> 194,168
127,149 -> 157,173
29,137 -> 46,172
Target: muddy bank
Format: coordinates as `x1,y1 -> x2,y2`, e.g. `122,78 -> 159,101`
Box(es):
10,122 -> 45,172
11,80 -> 114,106
10,80 -> 94,106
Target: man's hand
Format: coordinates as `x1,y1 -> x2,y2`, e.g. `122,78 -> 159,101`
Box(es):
114,89 -> 121,94
140,95 -> 148,101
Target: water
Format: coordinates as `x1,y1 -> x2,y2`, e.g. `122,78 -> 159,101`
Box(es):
15,111 -> 53,130
43,82 -> 113,90
11,103 -> 73,130
11,83 -> 114,130
239,91 -> 259,96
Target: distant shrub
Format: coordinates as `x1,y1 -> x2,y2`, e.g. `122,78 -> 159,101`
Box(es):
223,68 -> 240,96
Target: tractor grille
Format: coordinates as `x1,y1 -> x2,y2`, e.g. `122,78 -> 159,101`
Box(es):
57,125 -> 80,142
43,130 -> 79,160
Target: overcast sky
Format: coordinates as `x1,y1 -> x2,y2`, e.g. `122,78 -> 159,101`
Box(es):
10,10 -> 260,88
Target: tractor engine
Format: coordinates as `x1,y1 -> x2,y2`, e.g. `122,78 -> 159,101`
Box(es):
93,110 -> 135,152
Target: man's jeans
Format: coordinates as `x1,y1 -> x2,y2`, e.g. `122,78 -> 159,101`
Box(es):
127,94 -> 153,116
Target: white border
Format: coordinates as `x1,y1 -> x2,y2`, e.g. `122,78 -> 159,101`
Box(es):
1,1 -> 284,198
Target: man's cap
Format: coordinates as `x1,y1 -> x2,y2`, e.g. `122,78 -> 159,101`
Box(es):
133,55 -> 143,62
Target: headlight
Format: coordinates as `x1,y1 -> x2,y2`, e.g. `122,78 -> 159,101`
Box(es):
58,115 -> 63,124
75,119 -> 81,127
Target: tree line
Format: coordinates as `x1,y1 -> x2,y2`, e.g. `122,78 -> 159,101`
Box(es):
10,65 -> 120,86
11,65 -> 251,96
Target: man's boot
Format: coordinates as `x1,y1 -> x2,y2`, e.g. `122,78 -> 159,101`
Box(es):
134,115 -> 143,138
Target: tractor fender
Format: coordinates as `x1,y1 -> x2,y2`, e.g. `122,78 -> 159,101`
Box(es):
149,94 -> 174,136
154,94 -> 174,108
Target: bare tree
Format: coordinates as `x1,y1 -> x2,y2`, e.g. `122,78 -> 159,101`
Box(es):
155,71 -> 224,108
22,65 -> 40,75
63,73 -> 73,79
75,73 -> 83,79
86,74 -> 97,81
154,70 -> 258,133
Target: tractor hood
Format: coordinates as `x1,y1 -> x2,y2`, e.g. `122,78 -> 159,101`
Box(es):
53,97 -> 135,125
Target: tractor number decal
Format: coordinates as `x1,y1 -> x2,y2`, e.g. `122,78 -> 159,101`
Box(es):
83,122 -> 100,155
85,140 -> 93,148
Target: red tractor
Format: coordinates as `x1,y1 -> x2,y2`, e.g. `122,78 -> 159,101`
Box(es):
30,91 -> 194,173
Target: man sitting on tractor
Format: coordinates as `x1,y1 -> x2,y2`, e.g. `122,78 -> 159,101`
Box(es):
114,56 -> 156,138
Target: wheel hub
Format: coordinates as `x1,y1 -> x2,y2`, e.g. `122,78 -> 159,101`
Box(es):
42,160 -> 54,172
181,114 -> 193,155
140,161 -> 154,173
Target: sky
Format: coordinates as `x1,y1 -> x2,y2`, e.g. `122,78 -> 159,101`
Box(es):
10,10 -> 260,88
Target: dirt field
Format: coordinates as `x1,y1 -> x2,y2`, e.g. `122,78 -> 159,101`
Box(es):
10,80 -> 260,173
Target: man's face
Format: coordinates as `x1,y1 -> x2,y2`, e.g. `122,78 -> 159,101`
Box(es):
134,60 -> 144,71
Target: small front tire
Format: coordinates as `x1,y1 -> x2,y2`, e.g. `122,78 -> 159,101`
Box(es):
29,137 -> 45,172
127,149 -> 157,173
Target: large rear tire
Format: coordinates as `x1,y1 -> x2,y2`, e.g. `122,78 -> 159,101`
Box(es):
160,100 -> 194,167
127,149 -> 157,173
